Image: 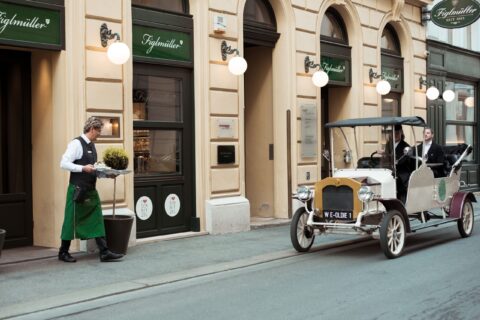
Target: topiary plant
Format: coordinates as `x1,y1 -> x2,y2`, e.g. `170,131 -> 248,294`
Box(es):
103,147 -> 129,170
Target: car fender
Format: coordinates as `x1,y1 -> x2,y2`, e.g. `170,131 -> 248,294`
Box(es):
377,199 -> 411,233
449,192 -> 477,219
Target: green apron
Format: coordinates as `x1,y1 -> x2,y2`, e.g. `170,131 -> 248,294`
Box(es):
60,184 -> 105,240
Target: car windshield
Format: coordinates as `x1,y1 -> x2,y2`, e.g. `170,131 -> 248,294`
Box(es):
329,125 -> 424,172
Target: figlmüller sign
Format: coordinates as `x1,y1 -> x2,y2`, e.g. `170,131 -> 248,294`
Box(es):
431,0 -> 480,29
0,1 -> 62,49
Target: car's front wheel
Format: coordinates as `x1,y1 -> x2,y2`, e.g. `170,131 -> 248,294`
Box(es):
458,199 -> 474,238
290,208 -> 315,252
380,210 -> 406,259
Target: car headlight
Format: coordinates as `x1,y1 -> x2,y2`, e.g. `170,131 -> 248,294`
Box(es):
358,186 -> 374,203
296,186 -> 312,201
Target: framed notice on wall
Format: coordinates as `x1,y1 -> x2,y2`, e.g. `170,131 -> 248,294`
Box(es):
301,104 -> 317,158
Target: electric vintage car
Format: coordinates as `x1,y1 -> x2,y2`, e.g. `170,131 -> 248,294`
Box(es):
290,116 -> 476,259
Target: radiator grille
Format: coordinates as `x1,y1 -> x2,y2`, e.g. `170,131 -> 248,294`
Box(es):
322,185 -> 354,211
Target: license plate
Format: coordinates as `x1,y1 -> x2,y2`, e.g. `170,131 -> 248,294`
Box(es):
323,210 -> 353,220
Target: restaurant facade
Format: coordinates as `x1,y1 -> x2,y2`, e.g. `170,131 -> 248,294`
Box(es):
0,0 -> 432,251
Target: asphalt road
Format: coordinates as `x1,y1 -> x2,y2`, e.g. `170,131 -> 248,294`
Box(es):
23,222 -> 480,320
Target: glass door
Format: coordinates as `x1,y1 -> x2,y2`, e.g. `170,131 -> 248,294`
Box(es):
133,64 -> 194,237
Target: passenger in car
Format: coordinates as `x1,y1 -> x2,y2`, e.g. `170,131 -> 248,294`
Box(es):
415,127 -> 445,178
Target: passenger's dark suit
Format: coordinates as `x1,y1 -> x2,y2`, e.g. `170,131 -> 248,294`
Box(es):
416,142 -> 445,177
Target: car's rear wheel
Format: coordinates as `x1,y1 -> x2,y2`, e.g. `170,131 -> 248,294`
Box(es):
380,210 -> 406,259
290,208 -> 315,252
458,199 -> 474,238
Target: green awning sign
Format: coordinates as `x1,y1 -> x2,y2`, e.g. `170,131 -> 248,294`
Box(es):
133,25 -> 192,62
431,0 -> 480,29
321,56 -> 347,83
0,1 -> 63,49
382,66 -> 403,92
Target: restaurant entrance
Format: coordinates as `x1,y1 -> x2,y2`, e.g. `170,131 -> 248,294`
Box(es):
0,49 -> 32,248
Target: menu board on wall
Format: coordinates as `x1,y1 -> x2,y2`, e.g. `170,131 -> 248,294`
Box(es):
301,104 -> 317,158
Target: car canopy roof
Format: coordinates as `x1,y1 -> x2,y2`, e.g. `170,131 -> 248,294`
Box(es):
325,116 -> 426,128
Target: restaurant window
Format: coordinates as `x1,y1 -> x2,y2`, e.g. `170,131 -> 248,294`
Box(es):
321,9 -> 348,44
381,25 -> 401,55
445,81 -> 476,161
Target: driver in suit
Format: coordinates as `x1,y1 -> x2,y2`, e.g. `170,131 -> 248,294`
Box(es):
382,125 -> 410,203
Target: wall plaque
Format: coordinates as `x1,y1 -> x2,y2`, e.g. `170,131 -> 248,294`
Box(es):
216,119 -> 235,138
301,104 -> 317,158
217,145 -> 235,164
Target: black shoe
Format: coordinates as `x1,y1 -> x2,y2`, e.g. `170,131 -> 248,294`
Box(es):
58,251 -> 77,263
100,250 -> 124,262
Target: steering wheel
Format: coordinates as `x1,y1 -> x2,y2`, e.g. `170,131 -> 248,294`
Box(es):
369,151 -> 379,168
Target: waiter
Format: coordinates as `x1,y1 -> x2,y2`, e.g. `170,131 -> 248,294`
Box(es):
59,116 -> 124,263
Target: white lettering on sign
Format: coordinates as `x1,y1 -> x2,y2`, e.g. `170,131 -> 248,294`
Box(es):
435,5 -> 477,19
141,33 -> 183,54
321,62 -> 345,74
324,211 -> 351,219
382,72 -> 400,82
0,11 -> 48,34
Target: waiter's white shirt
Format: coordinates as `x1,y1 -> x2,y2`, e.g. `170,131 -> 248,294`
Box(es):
60,134 -> 91,172
423,141 -> 432,158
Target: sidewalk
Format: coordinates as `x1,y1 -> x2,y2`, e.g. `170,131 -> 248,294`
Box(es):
0,224 -> 365,319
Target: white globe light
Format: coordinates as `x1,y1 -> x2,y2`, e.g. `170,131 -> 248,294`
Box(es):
312,70 -> 329,87
464,96 -> 474,108
376,80 -> 391,95
107,41 -> 130,65
442,89 -> 455,102
426,86 -> 440,100
228,56 -> 247,75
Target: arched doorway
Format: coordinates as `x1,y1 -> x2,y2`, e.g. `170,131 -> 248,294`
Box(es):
380,24 -> 403,117
243,0 -> 280,218
320,8 -> 351,178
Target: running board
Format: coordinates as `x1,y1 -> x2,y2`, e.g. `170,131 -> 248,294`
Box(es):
410,217 -> 458,232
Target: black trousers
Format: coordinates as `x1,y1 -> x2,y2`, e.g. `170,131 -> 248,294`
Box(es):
59,237 -> 108,254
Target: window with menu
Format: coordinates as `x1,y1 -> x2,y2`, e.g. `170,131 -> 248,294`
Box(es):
445,81 -> 476,161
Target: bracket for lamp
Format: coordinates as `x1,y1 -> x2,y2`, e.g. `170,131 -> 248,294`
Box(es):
100,23 -> 121,48
221,40 -> 240,61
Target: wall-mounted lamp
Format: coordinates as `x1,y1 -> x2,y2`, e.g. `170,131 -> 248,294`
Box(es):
442,89 -> 455,102
369,68 -> 391,95
221,40 -> 247,75
100,23 -> 130,65
419,76 -> 456,102
304,56 -> 329,87
419,76 -> 440,100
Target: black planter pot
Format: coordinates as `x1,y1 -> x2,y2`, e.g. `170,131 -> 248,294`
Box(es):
0,229 -> 6,257
104,215 -> 134,255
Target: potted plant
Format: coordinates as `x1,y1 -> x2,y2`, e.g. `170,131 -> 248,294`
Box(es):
102,147 -> 133,255
0,228 -> 5,258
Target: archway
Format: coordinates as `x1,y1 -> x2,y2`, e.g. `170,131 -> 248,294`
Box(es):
243,0 -> 280,218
